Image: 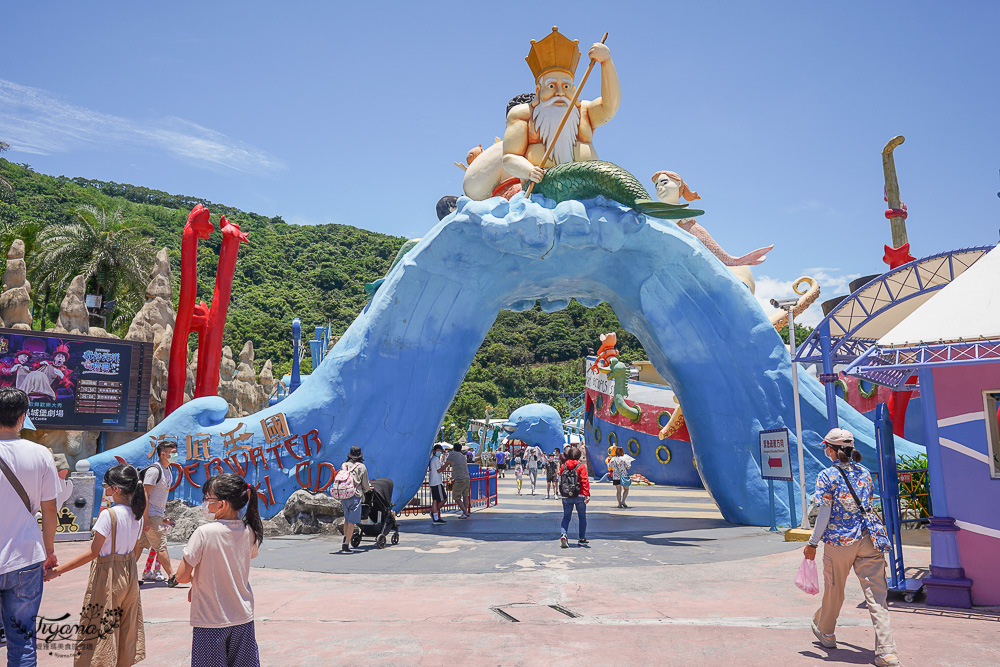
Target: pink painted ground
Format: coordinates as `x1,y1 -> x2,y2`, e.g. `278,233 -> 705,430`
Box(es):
14,540 -> 1000,666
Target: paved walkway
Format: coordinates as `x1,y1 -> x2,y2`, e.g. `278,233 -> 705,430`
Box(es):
11,477 -> 999,665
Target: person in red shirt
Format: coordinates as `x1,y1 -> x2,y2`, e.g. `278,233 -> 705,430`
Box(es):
558,446 -> 590,547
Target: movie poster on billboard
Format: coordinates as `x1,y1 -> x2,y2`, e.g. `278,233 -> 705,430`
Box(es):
0,329 -> 152,431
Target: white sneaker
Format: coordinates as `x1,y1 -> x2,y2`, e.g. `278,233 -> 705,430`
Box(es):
153,570 -> 167,582
142,570 -> 155,582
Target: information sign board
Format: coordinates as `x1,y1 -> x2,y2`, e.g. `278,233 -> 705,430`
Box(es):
759,427 -> 792,481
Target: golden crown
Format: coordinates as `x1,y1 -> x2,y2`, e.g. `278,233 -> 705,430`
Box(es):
526,27 -> 580,82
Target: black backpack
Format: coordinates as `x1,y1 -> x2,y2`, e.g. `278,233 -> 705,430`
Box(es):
558,465 -> 580,498
138,464 -> 162,485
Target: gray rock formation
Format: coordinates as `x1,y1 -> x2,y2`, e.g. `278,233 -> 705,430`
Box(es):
218,346 -> 240,417
263,514 -> 293,537
50,275 -> 89,334
124,248 -> 175,429
236,342 -> 256,383
0,239 -> 30,329
257,360 -> 275,410
280,489 -> 344,534
125,248 -> 174,342
32,430 -> 99,471
164,499 -> 208,542
186,347 -> 197,404
233,342 -> 260,416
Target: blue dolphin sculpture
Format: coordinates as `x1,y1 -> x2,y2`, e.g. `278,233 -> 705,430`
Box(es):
502,404 -> 566,452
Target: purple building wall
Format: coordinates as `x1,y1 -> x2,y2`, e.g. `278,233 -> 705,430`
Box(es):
932,364 -> 1000,605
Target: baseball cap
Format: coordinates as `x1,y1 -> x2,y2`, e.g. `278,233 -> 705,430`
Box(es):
823,428 -> 854,447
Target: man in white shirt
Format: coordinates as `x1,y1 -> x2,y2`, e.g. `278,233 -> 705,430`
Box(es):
427,444 -> 447,525
0,388 -> 58,664
134,439 -> 179,586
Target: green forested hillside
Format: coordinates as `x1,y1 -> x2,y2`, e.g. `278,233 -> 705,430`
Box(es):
0,159 -> 645,425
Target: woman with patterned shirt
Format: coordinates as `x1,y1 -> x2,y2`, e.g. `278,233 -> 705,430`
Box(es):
803,428 -> 900,667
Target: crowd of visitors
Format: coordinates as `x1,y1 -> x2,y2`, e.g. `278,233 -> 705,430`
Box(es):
0,387 -> 265,666
0,384 -> 901,665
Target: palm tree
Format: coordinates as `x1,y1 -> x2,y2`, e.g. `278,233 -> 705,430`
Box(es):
33,205 -> 154,330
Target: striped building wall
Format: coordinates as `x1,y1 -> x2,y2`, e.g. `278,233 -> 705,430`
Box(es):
932,364 -> 1000,605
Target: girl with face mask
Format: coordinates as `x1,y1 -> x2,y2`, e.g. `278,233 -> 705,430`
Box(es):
45,464 -> 147,666
175,473 -> 264,667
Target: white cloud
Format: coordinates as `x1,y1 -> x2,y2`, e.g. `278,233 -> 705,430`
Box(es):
783,199 -> 838,216
0,80 -> 283,174
753,267 -> 862,327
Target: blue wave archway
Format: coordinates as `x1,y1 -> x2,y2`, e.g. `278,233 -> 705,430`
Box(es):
85,194 -> 920,525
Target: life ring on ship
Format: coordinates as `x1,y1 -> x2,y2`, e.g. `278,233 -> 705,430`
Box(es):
834,378 -> 848,400
608,432 -> 618,449
596,395 -> 604,410
656,411 -> 671,428
609,400 -> 617,416
858,379 -> 877,399
656,444 -> 671,465
594,426 -> 602,443
627,438 -> 640,457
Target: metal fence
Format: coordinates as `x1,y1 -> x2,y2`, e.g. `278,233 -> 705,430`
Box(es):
400,468 -> 498,516
871,466 -> 931,525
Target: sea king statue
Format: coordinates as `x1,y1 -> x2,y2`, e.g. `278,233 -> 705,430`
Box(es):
463,27 -> 700,221
502,27 -> 618,188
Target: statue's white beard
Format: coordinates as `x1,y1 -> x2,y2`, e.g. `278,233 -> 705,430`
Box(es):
532,97 -> 580,166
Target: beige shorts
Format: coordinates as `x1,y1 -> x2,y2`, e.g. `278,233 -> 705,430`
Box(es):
451,477 -> 471,502
134,515 -> 168,554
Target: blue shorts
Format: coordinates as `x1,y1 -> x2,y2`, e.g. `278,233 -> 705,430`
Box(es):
342,495 -> 363,523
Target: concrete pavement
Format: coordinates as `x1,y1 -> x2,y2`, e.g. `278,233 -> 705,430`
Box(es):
10,477 -> 999,666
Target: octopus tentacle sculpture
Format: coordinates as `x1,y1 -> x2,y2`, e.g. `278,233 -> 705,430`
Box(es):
597,355 -> 641,423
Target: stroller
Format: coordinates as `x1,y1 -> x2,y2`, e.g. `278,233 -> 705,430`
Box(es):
349,478 -> 400,549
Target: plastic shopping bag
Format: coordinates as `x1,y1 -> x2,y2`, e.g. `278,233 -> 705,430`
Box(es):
794,558 -> 819,595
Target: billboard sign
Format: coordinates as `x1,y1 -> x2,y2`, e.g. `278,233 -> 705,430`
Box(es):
759,427 -> 792,481
0,328 -> 152,431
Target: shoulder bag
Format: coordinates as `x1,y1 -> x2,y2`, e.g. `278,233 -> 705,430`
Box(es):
0,454 -> 33,514
835,466 -> 891,553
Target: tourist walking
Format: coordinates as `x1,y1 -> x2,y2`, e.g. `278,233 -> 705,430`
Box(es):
558,446 -> 590,547
545,452 -> 559,499
428,444 -> 447,525
337,447 -> 372,552
134,438 -> 179,587
175,473 -> 264,667
514,457 -> 524,495
524,444 -> 543,495
495,449 -> 507,478
443,443 -> 471,518
46,464 -> 147,666
609,446 -> 633,508
804,428 -> 900,667
0,388 -> 58,665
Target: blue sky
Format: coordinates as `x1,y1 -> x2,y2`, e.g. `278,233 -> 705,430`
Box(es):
3,2 -> 998,325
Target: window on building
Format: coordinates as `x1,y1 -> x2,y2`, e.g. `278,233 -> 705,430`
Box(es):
983,390 -> 1000,480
